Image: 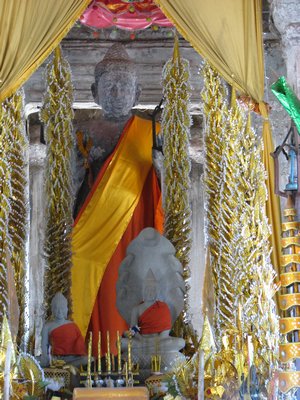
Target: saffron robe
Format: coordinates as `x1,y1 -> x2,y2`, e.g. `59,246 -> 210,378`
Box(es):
50,322 -> 87,356
72,116 -> 163,355
138,301 -> 172,335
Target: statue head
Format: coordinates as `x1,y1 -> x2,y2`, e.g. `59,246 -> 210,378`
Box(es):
143,269 -> 158,302
91,43 -> 141,120
51,292 -> 68,320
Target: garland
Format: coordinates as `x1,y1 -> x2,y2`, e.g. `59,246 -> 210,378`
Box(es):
202,62 -> 278,397
6,89 -> 28,350
40,46 -> 74,319
0,97 -> 13,332
161,36 -> 196,348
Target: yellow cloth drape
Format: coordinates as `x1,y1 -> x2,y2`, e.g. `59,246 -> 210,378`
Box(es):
156,0 -> 281,279
155,0 -> 264,102
0,0 -> 90,102
71,116 -> 154,336
260,103 -> 282,283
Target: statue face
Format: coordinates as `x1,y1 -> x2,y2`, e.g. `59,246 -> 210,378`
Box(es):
51,298 -> 68,320
93,68 -> 138,120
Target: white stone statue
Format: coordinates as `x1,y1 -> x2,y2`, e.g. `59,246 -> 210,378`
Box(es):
116,228 -> 186,378
40,293 -> 88,368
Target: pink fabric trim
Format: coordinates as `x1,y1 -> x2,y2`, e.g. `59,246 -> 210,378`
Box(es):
80,0 -> 172,30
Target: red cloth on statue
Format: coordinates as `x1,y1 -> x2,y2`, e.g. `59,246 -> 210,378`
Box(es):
50,322 -> 87,356
138,301 -> 172,335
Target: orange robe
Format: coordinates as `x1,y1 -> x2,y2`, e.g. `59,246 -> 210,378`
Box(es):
138,301 -> 172,335
72,116 -> 163,356
50,322 -> 87,356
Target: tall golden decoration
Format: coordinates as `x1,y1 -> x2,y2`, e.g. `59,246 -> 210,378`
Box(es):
40,46 -> 74,318
202,62 -> 278,396
6,89 -> 28,350
0,96 -> 14,331
202,63 -> 239,343
161,36 -> 195,346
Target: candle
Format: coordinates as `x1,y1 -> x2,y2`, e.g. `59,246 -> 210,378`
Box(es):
98,331 -> 101,374
117,331 -> 122,373
107,331 -> 111,373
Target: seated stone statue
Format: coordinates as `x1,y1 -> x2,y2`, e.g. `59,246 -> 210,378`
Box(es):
40,293 -> 88,368
116,228 -> 186,378
73,42 -> 141,217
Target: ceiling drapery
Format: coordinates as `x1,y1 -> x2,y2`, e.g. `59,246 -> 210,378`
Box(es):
80,0 -> 172,30
0,0 -> 90,103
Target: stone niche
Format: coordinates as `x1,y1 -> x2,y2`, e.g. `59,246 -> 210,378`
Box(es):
27,106 -> 205,354
25,16 -> 290,352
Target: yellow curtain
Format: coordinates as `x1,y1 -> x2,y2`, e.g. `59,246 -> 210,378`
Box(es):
71,116 -> 154,336
0,0 -> 90,102
155,0 -> 281,278
260,103 -> 282,284
155,0 -> 264,102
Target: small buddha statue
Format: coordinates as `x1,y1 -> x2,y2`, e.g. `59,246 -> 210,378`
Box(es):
40,293 -> 88,368
116,228 -> 186,378
122,269 -> 185,353
73,43 -> 141,216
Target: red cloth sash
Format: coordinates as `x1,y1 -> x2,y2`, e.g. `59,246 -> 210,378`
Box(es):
138,301 -> 172,335
50,322 -> 87,356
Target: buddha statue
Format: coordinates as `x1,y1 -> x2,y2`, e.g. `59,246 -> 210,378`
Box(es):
116,228 -> 186,378
40,293 -> 88,368
73,43 -> 141,216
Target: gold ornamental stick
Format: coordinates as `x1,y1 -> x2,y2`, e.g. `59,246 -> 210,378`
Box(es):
117,330 -> 122,373
107,331 -> 111,374
128,332 -> 132,373
98,331 -> 101,374
125,361 -> 128,386
87,332 -> 92,387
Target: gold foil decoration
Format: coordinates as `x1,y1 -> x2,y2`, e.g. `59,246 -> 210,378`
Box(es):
281,236 -> 300,248
278,195 -> 300,395
279,317 -> 300,334
280,271 -> 300,286
4,89 -> 28,348
279,343 -> 300,363
161,35 -> 196,346
0,96 -> 14,331
283,208 -> 297,217
40,45 -> 74,318
279,293 -> 300,310
281,253 -> 300,266
202,62 -> 279,393
281,221 -> 300,232
278,371 -> 300,394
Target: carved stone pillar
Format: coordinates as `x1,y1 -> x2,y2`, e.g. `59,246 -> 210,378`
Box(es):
28,132 -> 46,355
271,0 -> 300,97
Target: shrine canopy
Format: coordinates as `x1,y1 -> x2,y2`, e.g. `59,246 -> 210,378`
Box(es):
80,0 -> 172,30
